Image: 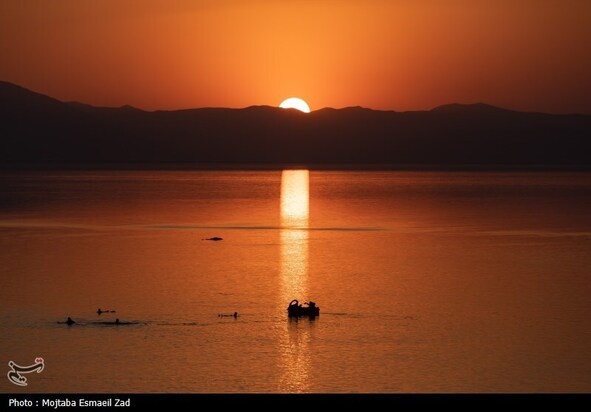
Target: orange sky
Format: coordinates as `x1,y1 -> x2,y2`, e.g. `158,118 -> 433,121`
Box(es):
1,0 -> 590,113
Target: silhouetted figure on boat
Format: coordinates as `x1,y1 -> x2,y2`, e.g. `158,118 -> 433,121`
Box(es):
287,299 -> 320,317
66,317 -> 75,325
218,312 -> 238,318
203,237 -> 223,241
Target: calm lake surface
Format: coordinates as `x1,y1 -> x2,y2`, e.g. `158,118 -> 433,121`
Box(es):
1,170 -> 590,393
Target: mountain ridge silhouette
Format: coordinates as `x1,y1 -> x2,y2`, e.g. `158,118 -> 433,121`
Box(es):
1,80 -> 590,167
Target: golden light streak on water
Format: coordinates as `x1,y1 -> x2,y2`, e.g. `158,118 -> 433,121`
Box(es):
279,169 -> 311,391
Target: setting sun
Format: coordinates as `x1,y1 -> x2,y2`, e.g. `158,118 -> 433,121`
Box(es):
279,97 -> 311,113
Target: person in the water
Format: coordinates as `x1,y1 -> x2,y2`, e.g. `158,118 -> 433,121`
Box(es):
66,317 -> 75,325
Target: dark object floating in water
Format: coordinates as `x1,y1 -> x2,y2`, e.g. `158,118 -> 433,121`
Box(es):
288,300 -> 320,318
94,318 -> 138,325
218,312 -> 238,318
57,317 -> 76,325
203,237 -> 223,241
96,308 -> 116,315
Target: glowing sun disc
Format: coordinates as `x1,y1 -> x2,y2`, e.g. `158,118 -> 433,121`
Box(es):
279,97 -> 311,113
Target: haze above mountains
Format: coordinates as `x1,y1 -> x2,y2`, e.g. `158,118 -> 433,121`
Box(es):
1,81 -> 590,168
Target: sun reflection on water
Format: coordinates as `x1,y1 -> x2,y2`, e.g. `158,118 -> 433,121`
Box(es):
278,169 -> 312,392
280,169 -> 309,229
280,170 -> 309,303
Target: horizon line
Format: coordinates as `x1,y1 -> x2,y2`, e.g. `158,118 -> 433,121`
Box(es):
1,79 -> 588,117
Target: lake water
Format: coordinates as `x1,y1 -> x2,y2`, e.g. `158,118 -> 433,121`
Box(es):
1,170 -> 590,393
